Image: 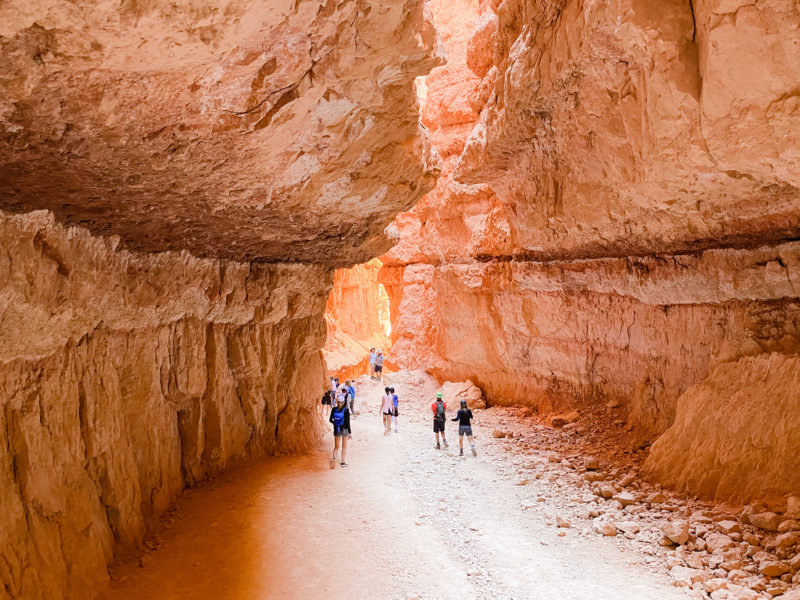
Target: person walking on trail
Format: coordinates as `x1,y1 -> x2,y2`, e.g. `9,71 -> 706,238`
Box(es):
369,348 -> 377,379
374,351 -> 385,381
451,400 -> 477,456
431,392 -> 448,449
381,387 -> 394,435
329,394 -> 351,468
391,387 -> 399,433
347,379 -> 357,418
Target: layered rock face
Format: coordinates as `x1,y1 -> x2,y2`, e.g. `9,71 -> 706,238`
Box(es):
322,258 -> 390,380
0,1 -> 441,597
382,0 -> 800,501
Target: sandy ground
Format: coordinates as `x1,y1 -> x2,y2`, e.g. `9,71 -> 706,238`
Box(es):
101,371 -> 691,600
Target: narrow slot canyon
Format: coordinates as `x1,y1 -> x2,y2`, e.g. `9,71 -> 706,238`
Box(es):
1,1 -> 799,599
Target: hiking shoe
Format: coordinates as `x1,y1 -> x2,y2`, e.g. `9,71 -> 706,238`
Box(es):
394,428 -> 398,433
459,449 -> 464,456
442,440 -> 449,449
471,446 -> 477,457
435,443 -> 441,450
340,462 -> 348,467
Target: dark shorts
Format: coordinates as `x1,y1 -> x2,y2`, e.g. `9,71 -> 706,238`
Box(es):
459,425 -> 473,437
334,428 -> 350,438
433,419 -> 445,433
322,397 -> 331,406
375,365 -> 383,372
393,407 -> 399,417
382,411 -> 393,417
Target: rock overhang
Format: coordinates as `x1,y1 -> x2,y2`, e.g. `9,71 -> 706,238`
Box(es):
0,0 -> 445,267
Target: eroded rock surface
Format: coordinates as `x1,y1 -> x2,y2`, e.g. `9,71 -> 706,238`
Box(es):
0,211 -> 330,598
0,2 -> 442,597
382,0 -> 800,501
0,0 -> 442,265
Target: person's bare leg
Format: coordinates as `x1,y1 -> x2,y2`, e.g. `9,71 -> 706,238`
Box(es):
341,437 -> 347,464
459,435 -> 464,450
332,437 -> 340,461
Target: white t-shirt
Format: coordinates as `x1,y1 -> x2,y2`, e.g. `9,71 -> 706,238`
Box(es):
381,394 -> 393,414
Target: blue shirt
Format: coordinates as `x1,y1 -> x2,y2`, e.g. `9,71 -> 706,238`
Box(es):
348,385 -> 355,398
392,394 -> 398,408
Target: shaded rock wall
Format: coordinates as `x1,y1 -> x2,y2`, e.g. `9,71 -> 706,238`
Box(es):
382,0 -> 800,501
0,211 -> 330,598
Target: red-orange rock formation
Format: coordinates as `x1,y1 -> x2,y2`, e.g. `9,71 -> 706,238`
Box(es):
0,1 -> 442,597
0,0 -> 442,266
382,0 -> 800,502
323,258 -> 390,381
0,211 -> 330,598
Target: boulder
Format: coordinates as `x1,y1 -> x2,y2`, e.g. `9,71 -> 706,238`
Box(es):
551,411 -> 579,428
661,521 -> 691,545
750,512 -> 782,532
439,380 -> 486,410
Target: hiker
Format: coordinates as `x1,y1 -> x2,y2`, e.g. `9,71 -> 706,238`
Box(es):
320,388 -> 333,415
347,379 -> 357,418
381,386 -> 394,435
329,394 -> 351,468
369,348 -> 377,379
391,387 -> 399,433
374,351 -> 385,381
451,400 -> 477,456
431,392 -> 448,449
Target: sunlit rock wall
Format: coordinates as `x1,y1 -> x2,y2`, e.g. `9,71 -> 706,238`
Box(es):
382,0 -> 800,501
323,258 -> 391,380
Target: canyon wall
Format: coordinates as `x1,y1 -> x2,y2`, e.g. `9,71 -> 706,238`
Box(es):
382,0 -> 800,501
323,258 -> 391,380
0,211 -> 330,598
0,1 -> 441,597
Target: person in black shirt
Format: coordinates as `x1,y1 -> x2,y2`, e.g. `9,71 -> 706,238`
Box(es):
329,396 -> 351,468
451,400 -> 477,457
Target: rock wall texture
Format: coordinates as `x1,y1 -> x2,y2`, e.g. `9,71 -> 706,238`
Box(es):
0,0 -> 442,266
323,258 -> 390,380
382,0 -> 800,501
0,211 -> 331,599
0,1 -> 443,597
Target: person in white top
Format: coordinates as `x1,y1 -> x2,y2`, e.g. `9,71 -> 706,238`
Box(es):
380,387 -> 394,435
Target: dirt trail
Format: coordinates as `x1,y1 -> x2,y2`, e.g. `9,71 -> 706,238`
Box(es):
101,371 -> 690,600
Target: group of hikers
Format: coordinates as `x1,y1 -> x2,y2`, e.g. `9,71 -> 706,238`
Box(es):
321,370 -> 477,468
368,348 -> 385,380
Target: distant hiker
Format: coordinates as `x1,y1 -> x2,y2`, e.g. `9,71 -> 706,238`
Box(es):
451,400 -> 477,457
320,388 -> 333,415
369,348 -> 377,379
381,386 -> 394,435
431,392 -> 448,449
391,387 -> 399,433
329,395 -> 351,468
374,351 -> 385,381
330,376 -> 337,392
347,379 -> 357,418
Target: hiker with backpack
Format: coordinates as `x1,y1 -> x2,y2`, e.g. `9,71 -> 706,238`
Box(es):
381,386 -> 394,435
431,392 -> 449,449
347,379 -> 357,418
451,400 -> 477,456
391,387 -> 399,433
329,394 -> 351,468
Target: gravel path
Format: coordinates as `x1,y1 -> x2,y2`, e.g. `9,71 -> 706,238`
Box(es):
102,372 -> 691,600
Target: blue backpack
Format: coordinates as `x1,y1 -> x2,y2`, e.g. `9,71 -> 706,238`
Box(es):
332,408 -> 346,428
